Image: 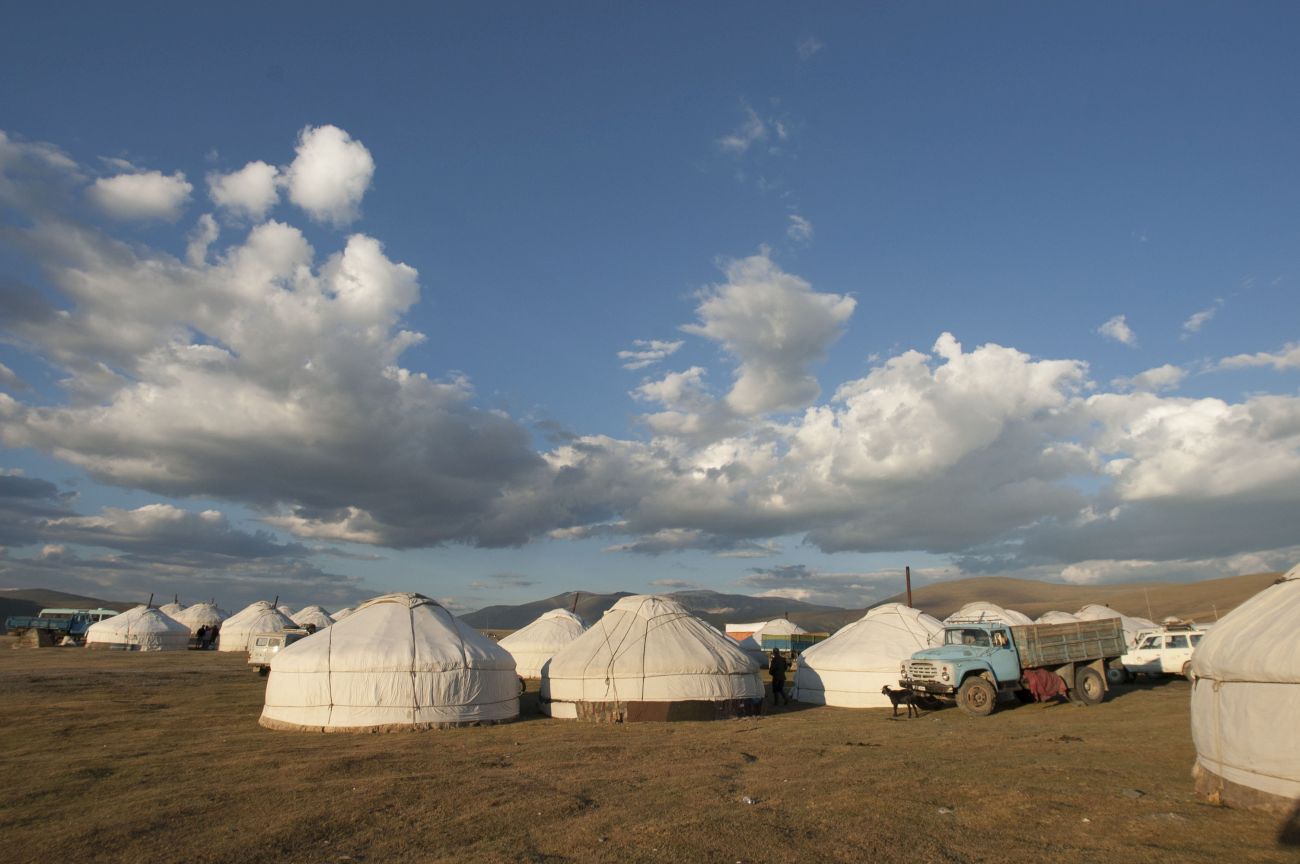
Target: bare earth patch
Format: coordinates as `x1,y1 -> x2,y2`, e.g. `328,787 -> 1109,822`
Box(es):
0,645 -> 1293,863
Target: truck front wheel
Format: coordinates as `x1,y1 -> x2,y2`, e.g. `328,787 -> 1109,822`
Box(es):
1074,667 -> 1105,705
957,676 -> 996,717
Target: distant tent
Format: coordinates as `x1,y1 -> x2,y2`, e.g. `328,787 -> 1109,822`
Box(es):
542,595 -> 763,722
174,602 -> 228,635
85,606 -> 191,652
291,605 -> 335,631
332,607 -> 355,622
218,601 -> 295,652
1191,564 -> 1300,813
158,602 -> 185,619
260,593 -> 518,732
499,609 -> 587,678
1036,610 -> 1079,625
1075,604 -> 1151,649
944,602 -> 1033,627
794,604 -> 944,707
276,604 -> 296,618
734,618 -> 808,660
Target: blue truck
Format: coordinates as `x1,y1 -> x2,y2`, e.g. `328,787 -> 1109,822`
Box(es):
5,608 -> 120,646
901,618 -> 1126,717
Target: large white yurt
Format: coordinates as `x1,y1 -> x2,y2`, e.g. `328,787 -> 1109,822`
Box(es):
291,605 -> 335,631
793,604 -> 944,707
85,606 -> 191,651
173,602 -> 227,634
943,602 -> 1033,626
260,593 -> 519,732
218,601 -> 295,652
542,595 -> 764,722
1191,566 -> 1300,813
1075,604 -> 1151,649
498,608 -> 588,678
1036,610 -> 1080,625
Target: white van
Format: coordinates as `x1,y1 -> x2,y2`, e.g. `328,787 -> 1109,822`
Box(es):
1119,623 -> 1208,680
249,628 -> 310,675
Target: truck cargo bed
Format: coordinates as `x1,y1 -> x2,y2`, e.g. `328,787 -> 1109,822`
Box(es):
1010,620 -> 1125,668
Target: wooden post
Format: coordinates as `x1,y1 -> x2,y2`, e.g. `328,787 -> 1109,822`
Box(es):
905,566 -> 913,608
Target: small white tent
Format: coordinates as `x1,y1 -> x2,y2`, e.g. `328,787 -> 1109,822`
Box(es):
794,604 -> 944,707
542,595 -> 763,721
943,602 -> 1033,626
260,593 -> 519,732
332,607 -> 355,621
499,608 -> 587,678
730,618 -> 809,662
291,605 -> 335,631
1191,565 -> 1300,813
1036,610 -> 1079,625
158,602 -> 185,619
218,601 -> 295,652
85,606 -> 191,651
1076,604 -> 1151,649
174,602 -> 228,634
276,604 -> 295,618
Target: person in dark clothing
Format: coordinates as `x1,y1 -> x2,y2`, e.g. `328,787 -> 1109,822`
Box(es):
768,649 -> 790,706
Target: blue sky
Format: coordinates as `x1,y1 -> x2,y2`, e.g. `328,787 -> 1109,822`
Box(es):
2,4 -> 1298,612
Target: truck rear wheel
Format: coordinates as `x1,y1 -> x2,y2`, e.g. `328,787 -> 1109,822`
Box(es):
1074,667 -> 1105,705
957,676 -> 996,717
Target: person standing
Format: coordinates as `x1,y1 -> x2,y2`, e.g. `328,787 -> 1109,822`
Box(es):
768,649 -> 790,706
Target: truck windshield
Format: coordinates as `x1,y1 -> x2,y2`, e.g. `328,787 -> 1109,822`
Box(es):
944,629 -> 991,648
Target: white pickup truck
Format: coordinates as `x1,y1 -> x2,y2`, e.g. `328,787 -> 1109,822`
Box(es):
248,628 -> 311,675
1118,623 -> 1208,681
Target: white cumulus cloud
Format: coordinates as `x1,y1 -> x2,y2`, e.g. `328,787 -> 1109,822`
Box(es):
1098,314 -> 1137,346
1219,342 -> 1300,371
284,125 -> 374,226
618,339 -> 683,370
87,170 -> 192,221
208,160 -> 281,220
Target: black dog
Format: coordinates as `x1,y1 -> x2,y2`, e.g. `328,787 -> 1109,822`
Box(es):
881,684 -> 921,718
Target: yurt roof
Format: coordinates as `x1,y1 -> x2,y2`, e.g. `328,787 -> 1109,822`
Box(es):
944,602 -> 1033,626
174,602 -> 227,627
1036,611 -> 1080,624
291,605 -> 335,628
500,608 -> 586,650
754,618 -> 807,637
86,605 -> 191,642
1193,566 -> 1300,683
799,604 -> 943,672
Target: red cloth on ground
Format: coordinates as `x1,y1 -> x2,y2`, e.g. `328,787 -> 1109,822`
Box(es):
1022,667 -> 1068,702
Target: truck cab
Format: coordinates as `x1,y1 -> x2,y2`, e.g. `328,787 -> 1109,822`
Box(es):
248,628 -> 310,675
903,623 -> 1021,699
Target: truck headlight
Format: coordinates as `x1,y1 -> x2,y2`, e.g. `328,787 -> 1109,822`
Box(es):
900,662 -> 907,677
941,667 -> 950,681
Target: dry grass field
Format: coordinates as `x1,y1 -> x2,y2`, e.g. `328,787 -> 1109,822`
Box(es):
1,643 -> 1295,864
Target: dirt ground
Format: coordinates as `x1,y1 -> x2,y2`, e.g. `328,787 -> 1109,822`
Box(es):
0,644 -> 1294,864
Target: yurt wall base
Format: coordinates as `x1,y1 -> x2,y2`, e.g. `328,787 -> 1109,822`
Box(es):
568,698 -> 762,723
258,716 -> 515,734
1194,763 -> 1298,815
87,642 -> 141,651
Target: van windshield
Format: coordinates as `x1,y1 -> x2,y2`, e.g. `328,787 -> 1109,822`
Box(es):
945,629 -> 991,648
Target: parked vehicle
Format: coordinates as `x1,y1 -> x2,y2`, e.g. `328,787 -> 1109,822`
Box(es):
248,628 -> 310,675
1118,622 -> 1207,681
4,607 -> 120,646
900,619 -> 1127,716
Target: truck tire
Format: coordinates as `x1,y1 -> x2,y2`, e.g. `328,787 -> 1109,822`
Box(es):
257,666 -> 269,677
1074,667 -> 1105,705
957,676 -> 997,717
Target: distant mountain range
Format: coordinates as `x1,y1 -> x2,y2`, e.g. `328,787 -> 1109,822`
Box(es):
457,571 -> 1283,633
458,589 -> 856,632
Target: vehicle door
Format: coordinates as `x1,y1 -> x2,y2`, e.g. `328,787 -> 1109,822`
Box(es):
1160,634 -> 1191,673
988,628 -> 1020,682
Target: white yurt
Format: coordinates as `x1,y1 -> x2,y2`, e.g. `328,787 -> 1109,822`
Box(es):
1191,566 -> 1300,813
276,604 -> 296,618
1036,610 -> 1080,625
498,608 -> 588,678
332,607 -> 355,622
158,601 -> 185,619
291,605 -> 335,631
1076,604 -> 1151,649
542,595 -> 764,722
218,601 -> 295,652
944,602 -> 1033,626
85,605 -> 191,651
794,604 -> 944,707
173,602 -> 228,634
737,618 -> 808,657
260,593 -> 519,732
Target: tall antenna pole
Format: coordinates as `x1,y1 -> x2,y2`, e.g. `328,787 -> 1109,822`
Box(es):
1143,587 -> 1153,621
905,566 -> 913,608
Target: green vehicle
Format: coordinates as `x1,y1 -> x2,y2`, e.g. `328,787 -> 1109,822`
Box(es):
901,619 -> 1126,717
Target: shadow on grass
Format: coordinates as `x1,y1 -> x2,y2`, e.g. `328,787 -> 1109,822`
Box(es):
1279,799 -> 1300,847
